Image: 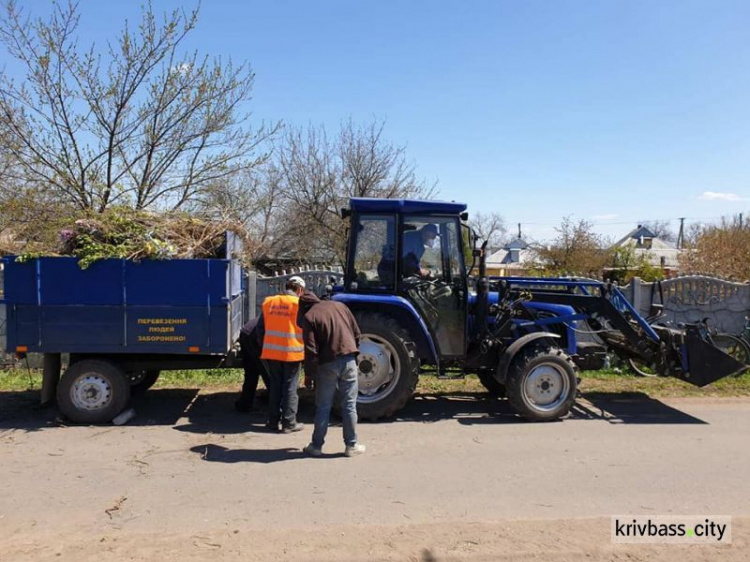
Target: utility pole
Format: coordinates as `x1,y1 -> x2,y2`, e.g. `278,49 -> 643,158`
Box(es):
677,217 -> 685,249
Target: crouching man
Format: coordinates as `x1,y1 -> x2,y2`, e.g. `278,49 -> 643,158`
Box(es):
298,291 -> 365,457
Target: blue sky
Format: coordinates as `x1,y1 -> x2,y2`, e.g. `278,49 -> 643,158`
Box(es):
12,0 -> 750,242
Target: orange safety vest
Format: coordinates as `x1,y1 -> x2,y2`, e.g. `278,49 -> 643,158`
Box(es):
260,294 -> 304,362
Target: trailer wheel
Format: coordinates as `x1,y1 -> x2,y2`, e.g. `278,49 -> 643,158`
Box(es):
506,347 -> 578,422
478,371 -> 506,397
353,313 -> 419,420
57,360 -> 131,424
127,370 -> 161,395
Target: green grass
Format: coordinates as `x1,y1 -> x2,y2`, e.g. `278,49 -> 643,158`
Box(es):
2,366 -> 750,398
0,367 -> 245,392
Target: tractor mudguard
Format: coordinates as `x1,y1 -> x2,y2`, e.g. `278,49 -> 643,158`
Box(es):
494,332 -> 561,385
332,292 -> 439,364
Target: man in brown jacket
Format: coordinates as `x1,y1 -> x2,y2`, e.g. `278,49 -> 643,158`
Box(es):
298,291 -> 365,457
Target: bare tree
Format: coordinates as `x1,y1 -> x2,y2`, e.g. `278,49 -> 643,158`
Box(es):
266,120 -> 436,265
535,216 -> 613,277
189,164 -> 288,261
680,215 -> 750,280
468,211 -> 507,249
339,119 -> 433,199
0,0 -> 275,212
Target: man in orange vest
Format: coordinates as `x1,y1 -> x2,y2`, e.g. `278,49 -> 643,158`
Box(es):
257,276 -> 306,433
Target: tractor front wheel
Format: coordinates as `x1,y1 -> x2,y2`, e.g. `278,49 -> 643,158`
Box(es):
506,347 -> 578,422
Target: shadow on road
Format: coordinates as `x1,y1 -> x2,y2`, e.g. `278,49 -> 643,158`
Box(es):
396,391 -> 707,425
188,443 -> 310,463
0,387 -> 709,433
576,392 -> 708,425
0,389 -> 58,431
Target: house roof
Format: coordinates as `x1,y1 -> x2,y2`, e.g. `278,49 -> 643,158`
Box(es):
614,225 -> 659,247
506,237 -> 529,250
486,247 -> 537,266
612,225 -> 681,268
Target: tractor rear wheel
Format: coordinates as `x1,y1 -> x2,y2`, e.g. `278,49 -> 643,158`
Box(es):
506,347 -> 578,422
354,313 -> 419,420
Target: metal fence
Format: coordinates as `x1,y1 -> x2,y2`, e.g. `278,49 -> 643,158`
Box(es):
254,269 -> 344,317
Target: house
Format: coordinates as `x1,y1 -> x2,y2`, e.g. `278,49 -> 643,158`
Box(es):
485,236 -> 537,276
611,225 -> 681,277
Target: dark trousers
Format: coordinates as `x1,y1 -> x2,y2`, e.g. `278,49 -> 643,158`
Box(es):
237,332 -> 270,409
266,360 -> 301,427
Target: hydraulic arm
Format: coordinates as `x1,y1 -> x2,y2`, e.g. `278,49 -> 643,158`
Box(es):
492,277 -> 746,386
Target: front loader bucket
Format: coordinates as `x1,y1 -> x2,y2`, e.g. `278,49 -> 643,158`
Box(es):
683,326 -> 747,387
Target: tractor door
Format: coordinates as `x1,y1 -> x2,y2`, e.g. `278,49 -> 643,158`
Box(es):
346,213 -> 397,292
400,216 -> 468,358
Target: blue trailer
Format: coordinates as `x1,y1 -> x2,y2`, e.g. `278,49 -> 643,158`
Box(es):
0,233 -> 247,423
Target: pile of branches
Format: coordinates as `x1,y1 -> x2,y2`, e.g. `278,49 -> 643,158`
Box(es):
3,208 -> 249,269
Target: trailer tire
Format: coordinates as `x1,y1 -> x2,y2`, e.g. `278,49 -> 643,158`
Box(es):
57,360 -> 131,424
128,370 -> 161,395
506,347 -> 578,422
353,313 -> 419,421
478,371 -> 506,397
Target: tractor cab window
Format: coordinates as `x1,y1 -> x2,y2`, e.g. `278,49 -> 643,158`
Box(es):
350,214 -> 396,290
401,221 -> 441,279
401,218 -> 463,282
401,216 -> 467,357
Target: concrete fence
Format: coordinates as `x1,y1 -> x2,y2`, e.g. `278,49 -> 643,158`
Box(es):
619,275 -> 750,334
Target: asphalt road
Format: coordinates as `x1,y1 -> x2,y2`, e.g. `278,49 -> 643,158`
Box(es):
1,390 -> 748,560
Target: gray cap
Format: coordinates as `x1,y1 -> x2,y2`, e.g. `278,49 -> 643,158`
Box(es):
288,275 -> 306,289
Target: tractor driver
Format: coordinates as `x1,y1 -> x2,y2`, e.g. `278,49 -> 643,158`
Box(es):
402,223 -> 438,278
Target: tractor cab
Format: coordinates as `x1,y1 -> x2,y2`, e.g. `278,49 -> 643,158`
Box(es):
342,198 -> 471,360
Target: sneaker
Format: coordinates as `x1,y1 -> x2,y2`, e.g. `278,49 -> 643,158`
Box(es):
264,421 -> 281,432
303,443 -> 323,457
344,443 -> 366,457
281,422 -> 305,434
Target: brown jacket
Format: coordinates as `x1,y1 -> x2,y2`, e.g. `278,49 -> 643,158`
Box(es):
298,291 -> 360,375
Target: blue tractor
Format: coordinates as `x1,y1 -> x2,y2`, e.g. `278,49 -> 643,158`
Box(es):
331,198 -> 745,421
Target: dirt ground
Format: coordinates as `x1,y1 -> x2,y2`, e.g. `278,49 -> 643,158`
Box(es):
1,389 -> 748,561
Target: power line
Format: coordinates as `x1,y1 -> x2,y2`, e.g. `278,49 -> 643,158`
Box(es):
512,213 -> 749,228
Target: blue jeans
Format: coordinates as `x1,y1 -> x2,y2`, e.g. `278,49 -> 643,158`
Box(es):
311,355 -> 359,448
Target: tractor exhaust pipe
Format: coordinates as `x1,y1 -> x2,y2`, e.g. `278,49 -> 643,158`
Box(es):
474,241 -> 489,340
